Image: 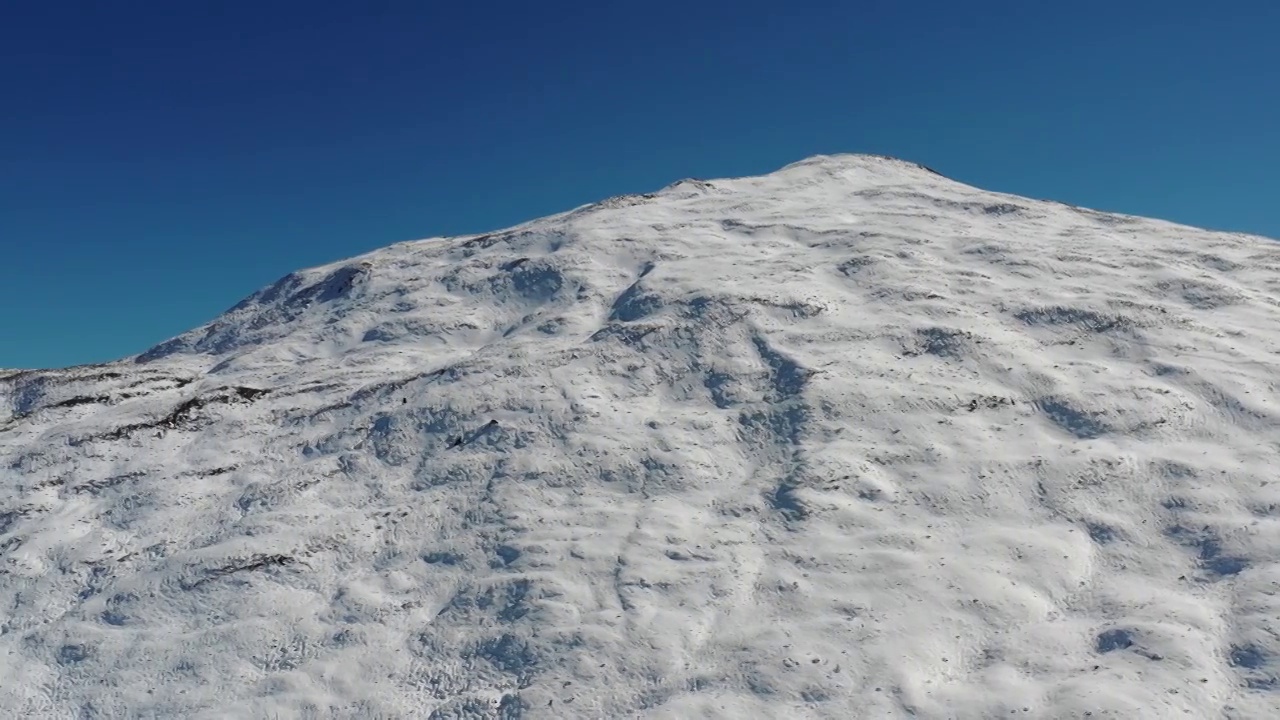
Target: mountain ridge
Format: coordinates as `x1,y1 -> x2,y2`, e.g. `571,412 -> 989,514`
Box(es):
3,153 -> 1270,374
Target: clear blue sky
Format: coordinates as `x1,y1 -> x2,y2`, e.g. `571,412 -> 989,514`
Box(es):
3,1 -> 1277,369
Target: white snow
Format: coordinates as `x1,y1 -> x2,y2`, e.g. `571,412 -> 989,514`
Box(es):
3,153 -> 1280,718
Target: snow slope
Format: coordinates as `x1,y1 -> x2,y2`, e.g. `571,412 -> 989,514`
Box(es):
3,154 -> 1280,719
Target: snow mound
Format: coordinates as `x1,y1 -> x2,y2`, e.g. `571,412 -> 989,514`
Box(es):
4,154 -> 1280,718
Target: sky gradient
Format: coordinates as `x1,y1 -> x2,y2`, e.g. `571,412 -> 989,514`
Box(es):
3,0 -> 1278,369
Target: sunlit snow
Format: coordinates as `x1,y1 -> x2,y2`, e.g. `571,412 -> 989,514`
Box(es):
3,155 -> 1279,718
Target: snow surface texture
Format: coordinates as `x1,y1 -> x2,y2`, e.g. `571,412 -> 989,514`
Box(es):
3,154 -> 1280,719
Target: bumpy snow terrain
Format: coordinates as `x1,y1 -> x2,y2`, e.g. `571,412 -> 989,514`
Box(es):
3,155 -> 1280,719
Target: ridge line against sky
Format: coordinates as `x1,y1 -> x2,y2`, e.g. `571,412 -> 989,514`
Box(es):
3,0 -> 1278,370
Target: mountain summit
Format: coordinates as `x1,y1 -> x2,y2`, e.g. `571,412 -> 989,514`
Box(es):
3,155 -> 1280,718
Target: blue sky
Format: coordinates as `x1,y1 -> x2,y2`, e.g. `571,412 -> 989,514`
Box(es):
3,1 -> 1277,369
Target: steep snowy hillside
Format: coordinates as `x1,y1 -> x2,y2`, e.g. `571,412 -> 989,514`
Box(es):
4,154 -> 1280,719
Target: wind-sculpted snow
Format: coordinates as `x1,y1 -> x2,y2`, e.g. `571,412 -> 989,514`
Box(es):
3,154 -> 1280,718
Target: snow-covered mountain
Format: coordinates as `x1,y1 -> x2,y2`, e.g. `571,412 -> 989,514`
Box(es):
3,154 -> 1280,719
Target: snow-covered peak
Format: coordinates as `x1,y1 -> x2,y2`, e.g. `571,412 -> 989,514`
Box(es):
4,156 -> 1280,718
127,155 -> 965,374
774,151 -> 945,177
